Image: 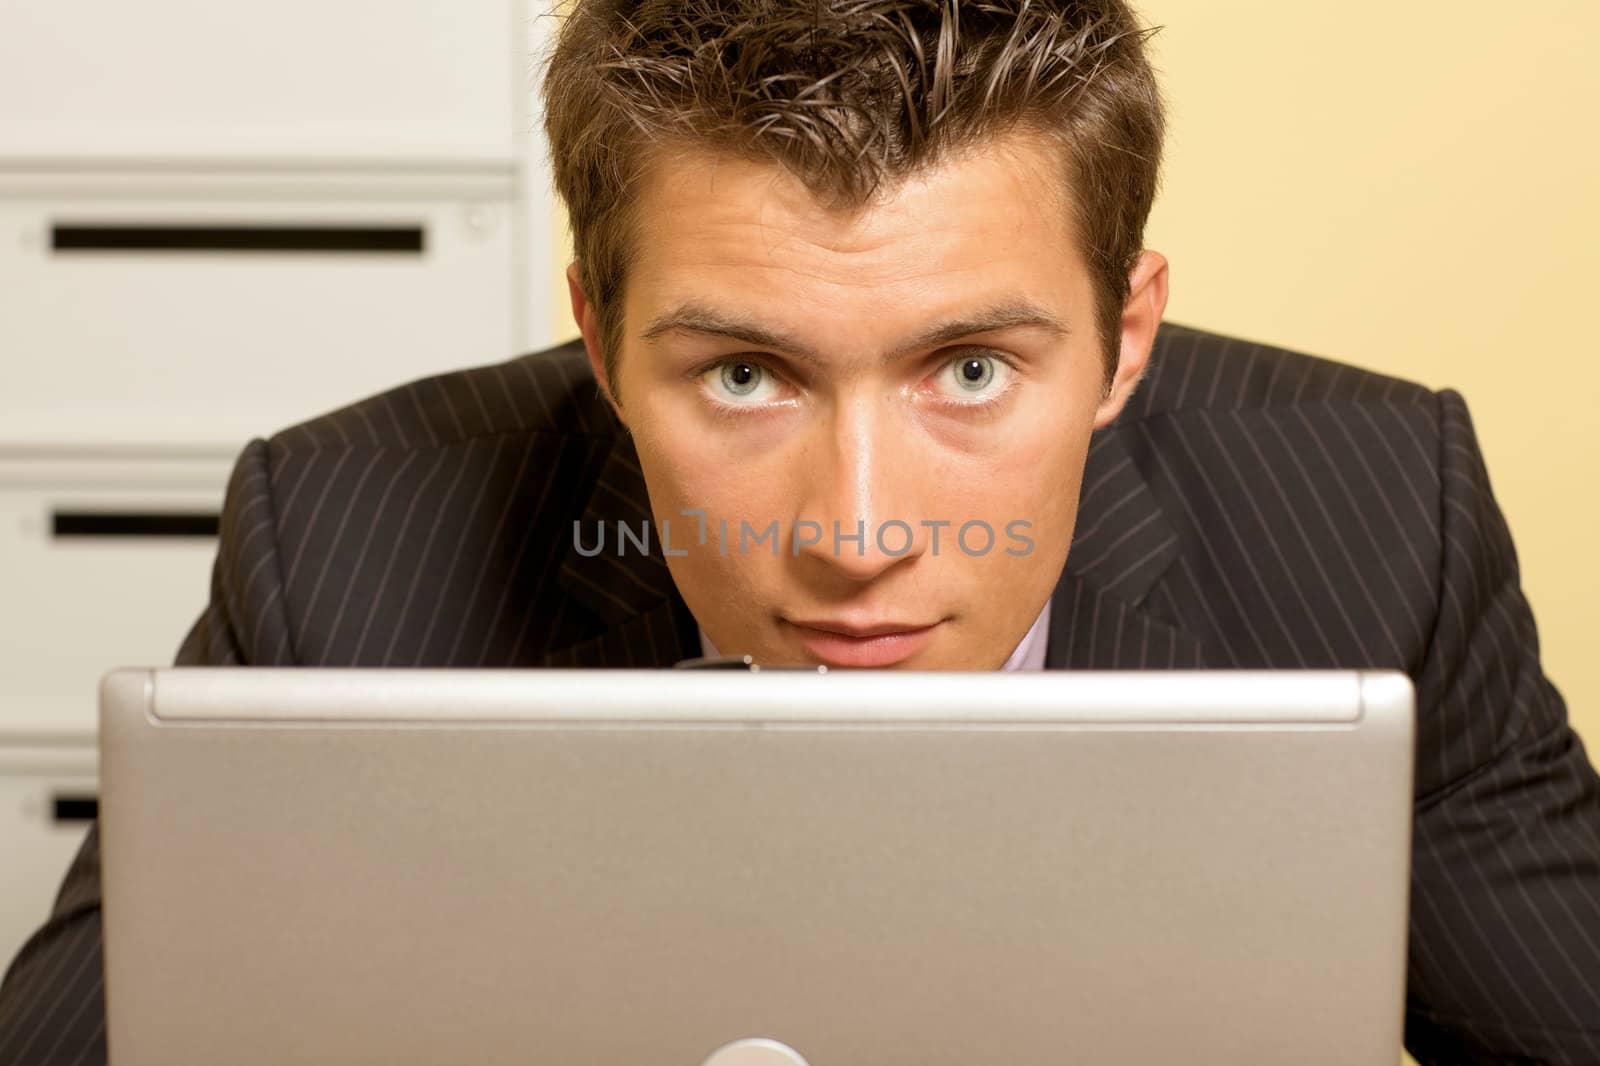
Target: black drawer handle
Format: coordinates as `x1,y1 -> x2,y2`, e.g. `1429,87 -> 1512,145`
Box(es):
52,795 -> 99,824
52,223 -> 425,255
52,511 -> 220,539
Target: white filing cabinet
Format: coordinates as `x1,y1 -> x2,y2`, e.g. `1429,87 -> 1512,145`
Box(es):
0,0 -> 559,969
0,748 -> 99,963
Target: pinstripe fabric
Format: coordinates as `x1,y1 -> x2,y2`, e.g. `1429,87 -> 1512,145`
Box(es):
3,322 -> 1597,1064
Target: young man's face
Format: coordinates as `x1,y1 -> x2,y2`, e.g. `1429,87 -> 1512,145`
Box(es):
570,131 -> 1167,669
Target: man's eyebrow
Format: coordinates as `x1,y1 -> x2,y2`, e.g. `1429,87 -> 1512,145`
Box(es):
639,300 -> 1070,364
641,305 -> 805,356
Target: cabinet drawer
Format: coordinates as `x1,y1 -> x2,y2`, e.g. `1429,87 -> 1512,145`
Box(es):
0,0 -> 518,163
0,751 -> 98,979
0,468 -> 226,736
0,190 -> 519,446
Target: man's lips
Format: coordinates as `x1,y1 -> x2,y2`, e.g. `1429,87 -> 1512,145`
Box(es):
783,618 -> 943,667
786,618 -> 936,637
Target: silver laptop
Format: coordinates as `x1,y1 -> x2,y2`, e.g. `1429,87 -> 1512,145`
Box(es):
98,668 -> 1414,1066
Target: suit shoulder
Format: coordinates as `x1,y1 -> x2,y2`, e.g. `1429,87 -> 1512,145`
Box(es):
264,338 -> 617,453
1124,322 -> 1436,422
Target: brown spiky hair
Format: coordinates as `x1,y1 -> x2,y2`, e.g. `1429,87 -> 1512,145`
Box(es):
543,0 -> 1166,400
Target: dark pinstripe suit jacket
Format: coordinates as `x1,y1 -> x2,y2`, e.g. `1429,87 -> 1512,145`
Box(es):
4,322 -> 1599,1065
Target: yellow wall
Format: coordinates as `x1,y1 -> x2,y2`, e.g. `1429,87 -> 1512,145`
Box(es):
1123,15 -> 1600,1062
1133,0 -> 1600,753
544,3 -> 1599,757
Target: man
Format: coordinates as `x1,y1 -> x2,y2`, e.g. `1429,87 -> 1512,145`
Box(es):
3,0 -> 1599,1062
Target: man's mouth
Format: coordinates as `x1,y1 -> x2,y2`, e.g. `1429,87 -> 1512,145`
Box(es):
782,618 -> 943,668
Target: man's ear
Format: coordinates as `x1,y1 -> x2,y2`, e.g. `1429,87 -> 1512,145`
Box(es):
566,262 -> 627,425
1093,250 -> 1169,429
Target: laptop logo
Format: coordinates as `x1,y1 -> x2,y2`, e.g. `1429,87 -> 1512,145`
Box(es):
702,1037 -> 812,1066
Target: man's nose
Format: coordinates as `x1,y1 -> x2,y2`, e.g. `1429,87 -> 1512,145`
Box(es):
790,400 -> 926,581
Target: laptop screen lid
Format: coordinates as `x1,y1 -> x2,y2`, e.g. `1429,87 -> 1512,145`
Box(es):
99,668 -> 1413,1066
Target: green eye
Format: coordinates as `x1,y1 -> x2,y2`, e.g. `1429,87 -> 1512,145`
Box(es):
932,350 -> 1015,406
954,355 -> 995,391
720,362 -> 762,396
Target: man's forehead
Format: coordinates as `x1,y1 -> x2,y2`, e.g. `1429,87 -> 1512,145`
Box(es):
631,131 -> 1078,253
620,135 -> 1089,357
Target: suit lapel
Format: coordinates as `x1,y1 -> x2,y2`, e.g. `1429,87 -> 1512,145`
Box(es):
542,594 -> 701,668
545,429 -> 699,668
1046,426 -> 1207,669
